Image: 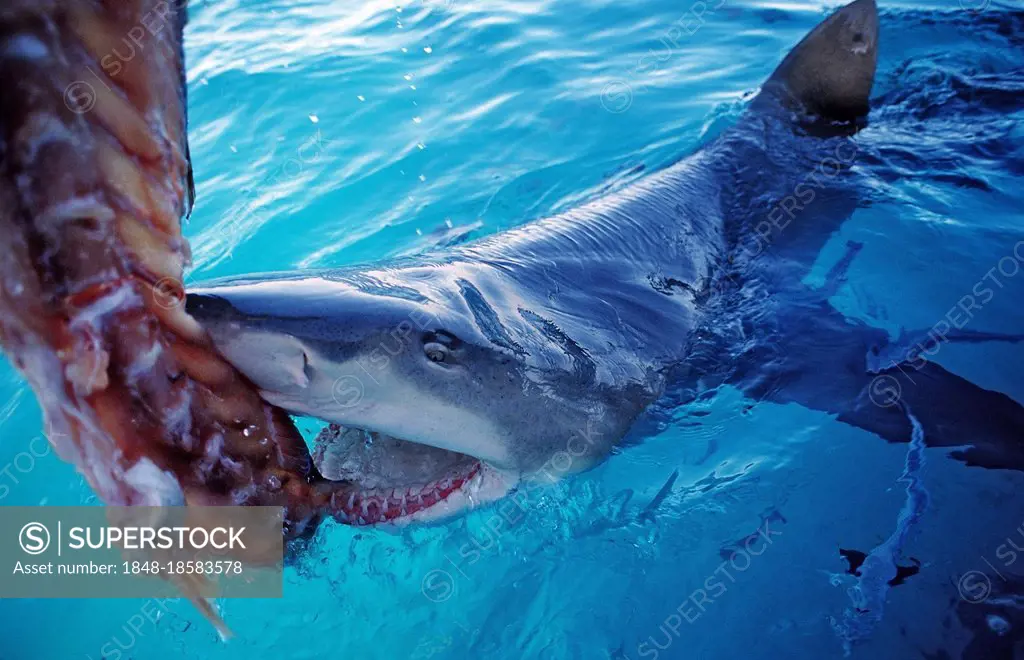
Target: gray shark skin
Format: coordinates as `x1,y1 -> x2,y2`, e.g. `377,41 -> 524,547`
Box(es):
187,0 -> 1024,525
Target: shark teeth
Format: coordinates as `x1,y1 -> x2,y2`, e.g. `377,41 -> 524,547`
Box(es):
336,462 -> 482,526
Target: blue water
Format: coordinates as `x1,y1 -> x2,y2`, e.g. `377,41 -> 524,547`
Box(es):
2,0 -> 1023,658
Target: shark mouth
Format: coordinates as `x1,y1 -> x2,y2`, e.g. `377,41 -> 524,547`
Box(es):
312,425 -> 512,526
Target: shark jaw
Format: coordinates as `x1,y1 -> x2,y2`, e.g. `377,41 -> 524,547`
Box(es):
312,424 -> 518,526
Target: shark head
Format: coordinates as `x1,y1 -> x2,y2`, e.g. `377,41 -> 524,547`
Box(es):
186,263 -> 645,525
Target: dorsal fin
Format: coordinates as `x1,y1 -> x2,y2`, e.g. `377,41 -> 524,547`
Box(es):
757,0 -> 879,122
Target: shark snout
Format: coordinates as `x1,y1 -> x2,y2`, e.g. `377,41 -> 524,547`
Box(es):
185,273 -> 520,470
185,276 -> 435,397
184,290 -> 311,395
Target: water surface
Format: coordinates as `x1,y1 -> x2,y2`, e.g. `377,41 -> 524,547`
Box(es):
1,0 -> 1022,658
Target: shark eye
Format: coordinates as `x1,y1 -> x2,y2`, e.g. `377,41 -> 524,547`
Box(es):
424,342 -> 449,363
422,330 -> 459,365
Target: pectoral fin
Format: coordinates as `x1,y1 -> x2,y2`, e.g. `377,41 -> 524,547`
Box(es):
735,303 -> 1024,471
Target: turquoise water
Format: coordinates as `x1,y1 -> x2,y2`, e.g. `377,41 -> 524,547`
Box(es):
2,0 -> 1024,658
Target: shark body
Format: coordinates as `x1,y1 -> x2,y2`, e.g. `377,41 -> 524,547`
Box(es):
187,0 -> 1024,526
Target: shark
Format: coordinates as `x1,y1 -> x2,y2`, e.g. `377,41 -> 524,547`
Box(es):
186,0 -> 1024,527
